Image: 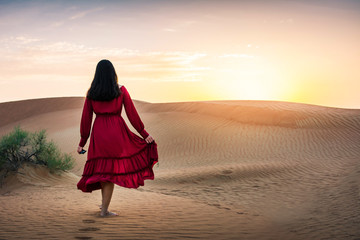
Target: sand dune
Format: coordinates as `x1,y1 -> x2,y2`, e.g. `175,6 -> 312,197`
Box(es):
0,97 -> 84,127
0,97 -> 360,239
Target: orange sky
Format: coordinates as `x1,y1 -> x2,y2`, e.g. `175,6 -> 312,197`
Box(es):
0,0 -> 359,108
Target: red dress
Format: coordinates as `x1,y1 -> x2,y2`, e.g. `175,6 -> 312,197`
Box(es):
77,85 -> 158,192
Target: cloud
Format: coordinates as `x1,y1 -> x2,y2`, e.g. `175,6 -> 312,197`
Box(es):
0,37 -> 209,83
69,7 -> 104,20
162,20 -> 197,33
1,36 -> 42,45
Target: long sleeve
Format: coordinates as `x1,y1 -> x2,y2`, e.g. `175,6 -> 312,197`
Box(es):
122,87 -> 149,139
79,97 -> 93,147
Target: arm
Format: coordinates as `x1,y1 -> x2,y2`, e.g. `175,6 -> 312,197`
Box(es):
79,97 -> 93,147
122,86 -> 149,139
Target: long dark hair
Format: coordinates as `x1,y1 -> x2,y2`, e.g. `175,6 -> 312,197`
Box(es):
87,59 -> 121,101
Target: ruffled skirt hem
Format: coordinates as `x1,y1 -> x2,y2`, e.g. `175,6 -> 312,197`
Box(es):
77,142 -> 158,192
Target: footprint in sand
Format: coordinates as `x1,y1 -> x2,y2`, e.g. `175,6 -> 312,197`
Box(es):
222,170 -> 233,175
76,219 -> 98,239
82,219 -> 96,223
78,227 -> 100,232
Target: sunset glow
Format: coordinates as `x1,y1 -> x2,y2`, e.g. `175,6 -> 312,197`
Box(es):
0,0 -> 359,108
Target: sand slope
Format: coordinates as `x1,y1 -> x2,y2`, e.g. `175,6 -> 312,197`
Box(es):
0,97 -> 360,239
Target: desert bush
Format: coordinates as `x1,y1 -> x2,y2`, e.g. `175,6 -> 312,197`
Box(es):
0,126 -> 74,184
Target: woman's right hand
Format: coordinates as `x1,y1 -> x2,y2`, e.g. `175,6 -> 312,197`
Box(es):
145,135 -> 154,144
77,146 -> 83,153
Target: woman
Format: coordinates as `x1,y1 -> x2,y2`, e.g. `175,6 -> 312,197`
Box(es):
76,59 -> 158,217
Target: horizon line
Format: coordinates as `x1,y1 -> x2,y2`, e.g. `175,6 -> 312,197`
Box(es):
1,96 -> 359,110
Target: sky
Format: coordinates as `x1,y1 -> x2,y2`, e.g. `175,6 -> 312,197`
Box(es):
0,0 -> 359,108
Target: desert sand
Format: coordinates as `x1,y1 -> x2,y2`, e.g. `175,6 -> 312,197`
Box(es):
0,97 -> 359,240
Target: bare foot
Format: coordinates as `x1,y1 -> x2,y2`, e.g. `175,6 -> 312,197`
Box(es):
99,204 -> 102,209
100,211 -> 118,217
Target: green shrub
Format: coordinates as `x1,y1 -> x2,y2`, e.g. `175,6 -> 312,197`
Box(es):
0,126 -> 74,184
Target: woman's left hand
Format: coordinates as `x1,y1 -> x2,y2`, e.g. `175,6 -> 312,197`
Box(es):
145,135 -> 154,144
